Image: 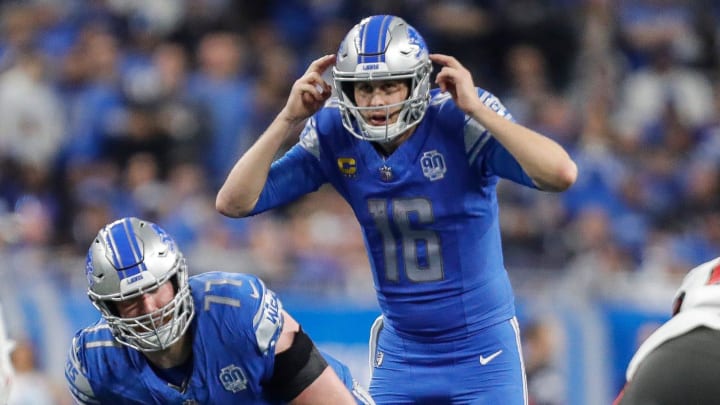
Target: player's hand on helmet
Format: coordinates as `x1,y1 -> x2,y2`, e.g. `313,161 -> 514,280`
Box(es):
430,54 -> 482,115
282,54 -> 335,125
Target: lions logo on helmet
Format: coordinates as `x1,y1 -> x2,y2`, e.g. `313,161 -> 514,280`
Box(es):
333,15 -> 432,143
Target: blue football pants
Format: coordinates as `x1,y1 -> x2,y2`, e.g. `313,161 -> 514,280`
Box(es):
368,316 -> 527,405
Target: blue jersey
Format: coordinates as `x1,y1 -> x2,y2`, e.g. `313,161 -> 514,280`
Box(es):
251,89 -> 536,339
65,272 -> 358,404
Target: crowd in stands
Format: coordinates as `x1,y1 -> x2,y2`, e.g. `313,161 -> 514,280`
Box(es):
0,1 -> 718,403
0,0 -> 716,299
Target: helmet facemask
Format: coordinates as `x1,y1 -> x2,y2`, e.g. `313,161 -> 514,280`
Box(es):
333,15 -> 432,143
91,264 -> 194,352
86,218 -> 195,352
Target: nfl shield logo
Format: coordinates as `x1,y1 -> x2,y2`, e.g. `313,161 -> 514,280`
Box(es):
219,364 -> 248,393
379,165 -> 393,182
420,150 -> 446,181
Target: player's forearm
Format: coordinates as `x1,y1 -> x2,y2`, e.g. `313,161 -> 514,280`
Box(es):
471,104 -> 577,191
216,111 -> 305,217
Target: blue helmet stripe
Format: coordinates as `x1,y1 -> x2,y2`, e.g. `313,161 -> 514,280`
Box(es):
359,15 -> 391,64
357,20 -> 367,64
105,218 -> 146,279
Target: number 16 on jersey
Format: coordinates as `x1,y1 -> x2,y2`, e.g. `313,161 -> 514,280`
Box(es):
368,198 -> 444,283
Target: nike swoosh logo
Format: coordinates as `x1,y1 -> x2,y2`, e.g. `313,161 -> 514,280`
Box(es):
479,349 -> 503,365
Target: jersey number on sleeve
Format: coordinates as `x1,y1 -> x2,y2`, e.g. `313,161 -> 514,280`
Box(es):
203,278 -> 260,311
368,198 -> 444,282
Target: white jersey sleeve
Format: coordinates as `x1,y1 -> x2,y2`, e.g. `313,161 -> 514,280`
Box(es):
65,335 -> 101,405
250,277 -> 284,355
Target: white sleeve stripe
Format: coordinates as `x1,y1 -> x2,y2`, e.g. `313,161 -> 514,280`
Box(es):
464,119 -> 490,165
83,324 -> 110,333
66,368 -> 99,405
298,117 -> 321,159
468,135 -> 490,165
464,116 -> 487,152
430,92 -> 452,106
479,91 -> 513,120
251,279 -> 268,327
67,382 -> 100,404
66,337 -> 98,404
69,336 -> 82,365
252,279 -> 283,354
85,341 -> 118,349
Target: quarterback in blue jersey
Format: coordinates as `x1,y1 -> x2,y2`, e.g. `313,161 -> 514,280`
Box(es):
217,15 -> 577,404
64,217 -> 373,405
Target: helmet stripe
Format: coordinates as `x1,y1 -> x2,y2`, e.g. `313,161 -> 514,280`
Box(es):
358,15 -> 391,64
358,18 -> 370,64
105,218 -> 147,279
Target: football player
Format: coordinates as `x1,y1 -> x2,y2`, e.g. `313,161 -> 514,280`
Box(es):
614,257 -> 720,404
217,14 -> 576,404
65,217 -> 373,404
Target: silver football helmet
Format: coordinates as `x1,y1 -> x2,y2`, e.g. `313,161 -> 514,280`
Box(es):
333,15 -> 432,142
85,217 -> 194,352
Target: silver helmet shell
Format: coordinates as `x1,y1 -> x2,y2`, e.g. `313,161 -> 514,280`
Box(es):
333,15 -> 432,143
86,217 -> 194,352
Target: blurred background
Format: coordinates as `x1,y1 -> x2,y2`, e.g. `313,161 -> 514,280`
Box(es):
0,0 -> 718,403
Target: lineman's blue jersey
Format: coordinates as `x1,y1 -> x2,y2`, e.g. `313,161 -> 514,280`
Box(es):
65,272 -> 360,404
251,88 -> 536,339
